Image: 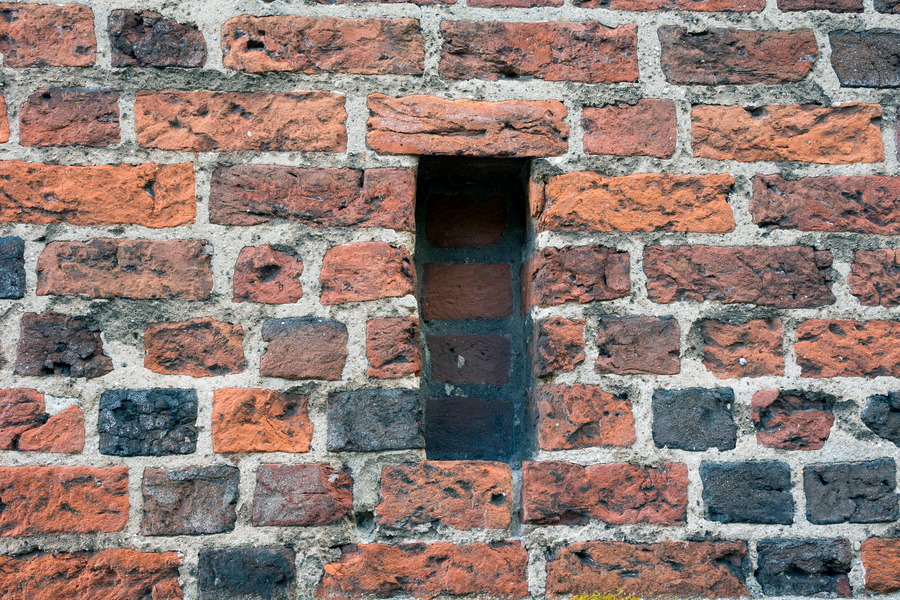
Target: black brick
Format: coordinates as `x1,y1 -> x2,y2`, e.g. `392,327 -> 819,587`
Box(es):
652,388 -> 737,451
327,389 -> 424,452
99,389 -> 198,456
702,461 -> 794,524
804,459 -> 899,524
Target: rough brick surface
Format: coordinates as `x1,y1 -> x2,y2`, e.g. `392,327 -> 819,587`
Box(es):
426,397 -> 515,461
752,390 -> 836,450
533,385 -> 635,450
653,388 -> 737,451
328,389 -> 423,452
145,318 -> 245,377
701,461 -> 794,524
260,317 -> 348,380
366,318 -> 421,379
0,3 -> 96,67
320,242 -> 415,305
699,318 -> 784,378
19,88 -> 119,147
523,246 -> 630,308
99,389 -> 198,456
16,405 -> 84,453
849,249 -> 900,307
779,0 -> 862,9
212,388 -> 312,453
0,389 -> 45,449
0,236 -> 24,299
577,0 -> 762,6
232,244 -> 303,304
531,317 -> 585,376
830,30 -> 900,87
582,101 -> 677,158
595,315 -> 681,375
804,460 -> 899,524
109,9 -> 206,68
862,538 -> 900,593
141,465 -> 239,535
429,333 -> 511,385
756,539 -> 852,597
795,320 -> 900,378
252,463 -> 353,527
861,392 -> 900,446
0,97 -> 7,144
15,312 -> 113,378
199,547 -> 295,600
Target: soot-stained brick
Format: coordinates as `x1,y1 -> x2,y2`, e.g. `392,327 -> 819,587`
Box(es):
755,539 -> 852,597
109,9 -> 206,68
702,461 -> 794,524
425,397 -> 515,461
862,392 -> 900,445
141,465 -> 240,536
15,313 -> 113,378
327,389 -> 424,452
804,460 -> 899,524
752,390 -> 836,450
198,547 -> 295,600
0,236 -> 24,299
99,389 -> 198,456
652,388 -> 737,451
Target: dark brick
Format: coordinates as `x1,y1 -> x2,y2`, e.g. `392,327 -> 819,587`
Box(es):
98,389 -> 198,457
15,313 -> 113,378
862,392 -> 900,446
702,461 -> 794,524
328,389 -> 423,452
532,317 -> 585,376
425,189 -> 506,248
652,388 -> 737,451
141,465 -> 239,535
425,397 -> 514,461
752,390 -> 835,450
0,237 -> 24,299
421,263 -> 513,320
804,460 -> 899,524
252,463 -> 352,527
830,30 -> 900,87
778,0 -> 862,10
260,317 -> 348,381
876,0 -> 900,11
756,539 -> 852,597
199,547 -> 295,600
428,334 -> 511,386
595,315 -> 680,375
109,9 -> 206,68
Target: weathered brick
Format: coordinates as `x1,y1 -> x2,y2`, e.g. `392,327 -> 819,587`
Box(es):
260,318 -> 348,381
426,397 -> 515,461
0,389 -> 44,449
595,315 -> 681,375
830,30 -> 900,87
422,263 -> 513,320
0,96 -> 8,143
645,245 -> 834,308
534,385 -> 635,451
366,318 -> 421,379
702,461 -> 794,524
328,389 -> 423,452
522,461 -> 687,525
523,246 -> 630,308
252,463 -> 352,527
99,389 -> 198,456
19,88 -> 119,147
429,334 -> 511,386
752,390 -> 836,450
752,174 -> 900,235
317,542 -> 529,599
0,3 -> 96,67
15,312 -> 113,378
223,16 -> 423,75
582,100 -> 677,158
0,466 -> 128,536
0,161 -> 195,227
699,318 -> 784,378
531,317 -> 585,376
210,166 -> 415,230
861,392 -> 900,446
804,460 -> 898,524
440,21 -> 637,84
320,242 -> 415,305
136,91 -> 347,152
756,539 -> 852,597
425,187 -> 506,247
653,388 -> 737,451
537,173 -> 734,233
796,320 -> 900,378
659,27 -> 817,84
876,0 -> 900,10
377,461 -> 512,530
471,0 -> 560,6
199,547 -> 295,600
850,249 -> 900,307
0,236 -> 24,299
778,0 -> 862,11
692,103 -> 883,163
575,0 -> 763,8
141,465 -> 239,535
368,94 -> 568,157
232,245 -> 303,304
37,239 -> 213,300
16,405 -> 84,453
109,9 -> 206,68
0,550 -> 183,599
212,388 -> 312,454
145,318 -> 245,377
546,541 -> 749,599
862,538 -> 900,593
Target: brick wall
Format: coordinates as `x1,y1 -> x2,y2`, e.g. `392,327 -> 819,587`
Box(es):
0,1 -> 898,599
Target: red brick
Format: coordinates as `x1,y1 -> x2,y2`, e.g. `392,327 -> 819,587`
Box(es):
368,94 -> 568,157
0,550 -> 183,600
546,541 -> 748,598
428,334 -> 511,385
145,318 -> 245,377
862,538 -> 900,593
212,388 -> 312,453
19,88 -> 119,147
700,318 -> 785,378
533,384 -> 635,451
594,315 -> 681,375
210,166 -> 414,230
233,245 -> 303,304
752,174 -> 900,234
583,100 -> 676,158
0,466 -> 128,536
522,461 -> 687,525
17,406 -> 84,453
422,263 -> 513,320
223,16 -> 423,75
440,21 -> 637,84
322,0 -> 455,4
0,161 -> 195,228
849,249 -> 900,307
752,390 -> 835,450
37,239 -> 213,301
15,313 -> 113,379
0,96 -> 8,144
470,0 -> 560,5
253,463 -> 352,527
377,461 -> 512,530
136,91 -> 347,152
425,190 -> 506,248
0,3 -> 96,67
796,320 -> 900,378
0,389 -> 45,449
531,317 -> 585,376
779,0 -> 862,10
659,27 -> 817,85
645,245 -> 834,308
320,242 -> 415,305
523,246 -> 630,308
692,103 -> 883,164
317,542 -> 529,599
260,317 -> 348,381
367,318 -> 421,379
575,0 -> 762,8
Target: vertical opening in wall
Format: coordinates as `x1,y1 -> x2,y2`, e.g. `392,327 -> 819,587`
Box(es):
415,157 -> 531,464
